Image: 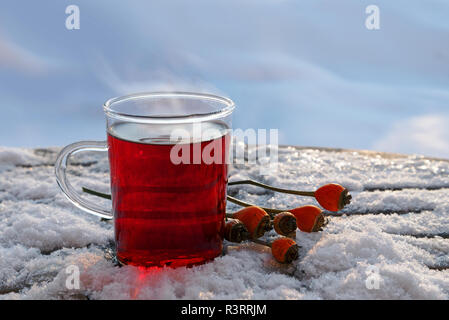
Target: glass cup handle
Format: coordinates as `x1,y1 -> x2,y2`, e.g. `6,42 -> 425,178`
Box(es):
55,140 -> 113,220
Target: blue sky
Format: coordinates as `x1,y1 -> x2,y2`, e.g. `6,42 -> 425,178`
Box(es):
1,1 -> 449,158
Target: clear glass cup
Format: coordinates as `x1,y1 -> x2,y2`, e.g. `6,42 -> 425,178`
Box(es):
55,92 -> 235,267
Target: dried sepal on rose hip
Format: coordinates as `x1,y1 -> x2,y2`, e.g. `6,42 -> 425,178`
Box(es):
253,237 -> 299,264
228,206 -> 271,239
224,219 -> 250,243
272,212 -> 297,236
289,205 -> 327,233
314,183 -> 352,212
271,238 -> 299,263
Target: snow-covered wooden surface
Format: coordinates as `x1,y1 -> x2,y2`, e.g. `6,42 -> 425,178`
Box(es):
0,146 -> 449,299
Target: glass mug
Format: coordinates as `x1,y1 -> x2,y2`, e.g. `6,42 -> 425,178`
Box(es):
55,92 -> 235,268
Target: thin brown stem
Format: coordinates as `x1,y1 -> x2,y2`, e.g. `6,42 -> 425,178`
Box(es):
251,238 -> 271,247
229,180 -> 315,197
226,196 -> 284,215
82,186 -> 433,219
82,187 -> 111,200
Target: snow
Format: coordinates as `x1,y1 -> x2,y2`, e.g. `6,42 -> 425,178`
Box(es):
0,146 -> 448,299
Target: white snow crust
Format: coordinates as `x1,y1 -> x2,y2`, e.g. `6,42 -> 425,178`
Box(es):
0,146 -> 448,299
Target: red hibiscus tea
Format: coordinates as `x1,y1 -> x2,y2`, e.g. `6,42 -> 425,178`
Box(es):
107,121 -> 229,267
55,92 -> 235,268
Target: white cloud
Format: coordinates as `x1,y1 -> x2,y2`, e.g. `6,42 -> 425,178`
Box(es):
373,114 -> 449,159
0,34 -> 47,74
